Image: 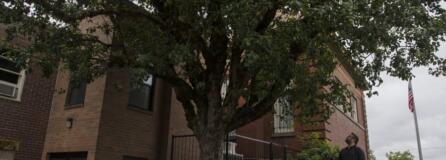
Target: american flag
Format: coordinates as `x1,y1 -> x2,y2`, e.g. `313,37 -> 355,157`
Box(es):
408,80 -> 415,112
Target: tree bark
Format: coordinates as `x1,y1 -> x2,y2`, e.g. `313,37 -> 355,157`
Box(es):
196,128 -> 225,160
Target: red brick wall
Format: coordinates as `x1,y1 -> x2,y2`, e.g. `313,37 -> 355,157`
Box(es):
165,91 -> 196,160
236,113 -> 323,152
327,64 -> 369,158
41,66 -> 175,160
325,97 -> 368,159
0,65 -> 56,160
95,68 -> 172,160
42,69 -> 107,160
236,64 -> 370,159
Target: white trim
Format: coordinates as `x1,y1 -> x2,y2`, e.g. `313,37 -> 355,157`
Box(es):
0,67 -> 21,75
0,57 -> 25,102
15,70 -> 26,101
350,96 -> 358,122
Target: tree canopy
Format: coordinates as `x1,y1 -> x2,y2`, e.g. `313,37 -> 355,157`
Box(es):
386,151 -> 415,160
1,0 -> 446,159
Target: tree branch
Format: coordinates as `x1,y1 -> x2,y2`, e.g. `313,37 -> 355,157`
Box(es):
227,84 -> 281,130
29,0 -> 165,26
255,0 -> 281,34
226,41 -> 305,130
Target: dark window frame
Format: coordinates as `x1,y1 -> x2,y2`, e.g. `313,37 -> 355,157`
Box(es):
123,155 -> 148,160
48,152 -> 88,160
0,57 -> 21,73
65,80 -> 87,107
128,76 -> 156,112
0,70 -> 20,84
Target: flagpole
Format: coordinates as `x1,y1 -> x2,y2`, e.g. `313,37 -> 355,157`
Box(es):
410,80 -> 423,160
413,104 -> 423,160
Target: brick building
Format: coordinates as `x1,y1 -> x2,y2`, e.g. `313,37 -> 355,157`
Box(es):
0,58 -> 370,160
36,63 -> 369,160
1,22 -> 369,160
41,68 -> 173,160
0,55 -> 56,160
236,63 -> 370,159
0,25 -> 57,160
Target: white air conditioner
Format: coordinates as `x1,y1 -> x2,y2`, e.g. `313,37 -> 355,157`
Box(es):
0,81 -> 18,98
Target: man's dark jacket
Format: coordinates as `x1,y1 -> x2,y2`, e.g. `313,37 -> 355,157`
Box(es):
338,146 -> 365,160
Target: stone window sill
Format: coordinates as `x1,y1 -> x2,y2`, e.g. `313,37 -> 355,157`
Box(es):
271,132 -> 296,138
64,104 -> 84,110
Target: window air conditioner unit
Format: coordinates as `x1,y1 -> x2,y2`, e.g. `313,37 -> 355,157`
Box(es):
0,81 -> 18,98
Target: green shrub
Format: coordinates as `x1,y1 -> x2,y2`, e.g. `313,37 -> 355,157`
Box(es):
295,134 -> 340,160
386,151 -> 414,160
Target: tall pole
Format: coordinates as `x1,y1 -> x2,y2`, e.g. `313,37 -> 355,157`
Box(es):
409,80 -> 423,160
412,105 -> 423,160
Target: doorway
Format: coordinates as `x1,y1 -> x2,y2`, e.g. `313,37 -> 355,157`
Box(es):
48,152 -> 88,160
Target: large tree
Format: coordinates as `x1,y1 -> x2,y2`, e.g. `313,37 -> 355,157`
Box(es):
1,0 -> 446,159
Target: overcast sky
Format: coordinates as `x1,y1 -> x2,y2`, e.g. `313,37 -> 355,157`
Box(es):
366,41 -> 446,160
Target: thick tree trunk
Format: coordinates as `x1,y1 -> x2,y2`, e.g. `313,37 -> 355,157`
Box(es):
196,127 -> 226,160
193,73 -> 228,160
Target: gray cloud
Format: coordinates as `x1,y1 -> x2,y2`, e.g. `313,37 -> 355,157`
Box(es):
366,43 -> 446,160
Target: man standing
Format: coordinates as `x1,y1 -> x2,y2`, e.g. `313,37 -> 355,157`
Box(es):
339,133 -> 366,160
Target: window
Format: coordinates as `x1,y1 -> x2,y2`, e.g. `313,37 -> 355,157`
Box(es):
349,97 -> 358,122
48,152 -> 87,160
128,75 -> 156,111
123,156 -> 148,160
273,96 -> 294,134
331,76 -> 359,122
65,80 -> 87,106
338,94 -> 359,122
0,55 -> 25,101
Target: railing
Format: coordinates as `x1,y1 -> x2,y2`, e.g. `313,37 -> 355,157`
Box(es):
171,133 -> 297,160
